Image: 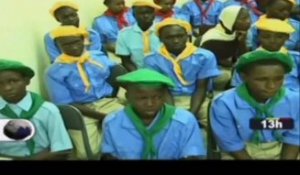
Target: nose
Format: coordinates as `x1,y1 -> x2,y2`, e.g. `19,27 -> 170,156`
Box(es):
266,80 -> 276,89
146,98 -> 154,107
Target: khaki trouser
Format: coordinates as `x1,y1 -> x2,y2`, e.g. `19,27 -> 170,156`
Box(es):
173,96 -> 209,147
69,98 -> 124,160
213,66 -> 232,91
174,96 -> 209,128
221,142 -> 283,160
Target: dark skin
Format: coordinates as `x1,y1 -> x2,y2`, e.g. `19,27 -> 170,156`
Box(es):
159,25 -> 208,119
119,6 -> 156,72
102,85 -> 200,160
233,8 -> 251,58
103,0 -> 127,52
259,30 -> 289,52
0,71 -> 70,160
236,62 -> 299,159
55,35 -> 122,122
199,8 -> 250,67
266,0 -> 293,20
154,0 -> 176,13
54,6 -> 79,27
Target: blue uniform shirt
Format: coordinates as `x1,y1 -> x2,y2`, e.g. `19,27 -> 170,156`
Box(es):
44,28 -> 102,63
0,92 -> 73,157
46,51 -> 116,105
181,0 -> 224,27
144,48 -> 221,96
116,24 -> 161,68
92,9 -> 136,46
231,50 -> 300,92
102,107 -> 206,159
211,88 -> 300,152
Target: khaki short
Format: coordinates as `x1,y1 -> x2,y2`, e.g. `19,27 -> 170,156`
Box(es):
221,142 -> 282,160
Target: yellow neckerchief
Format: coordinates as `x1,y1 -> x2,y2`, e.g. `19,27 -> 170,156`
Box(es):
143,30 -> 152,54
57,52 -> 103,93
159,43 -> 198,86
257,46 -> 289,54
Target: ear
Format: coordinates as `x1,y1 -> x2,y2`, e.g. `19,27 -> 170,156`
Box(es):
24,77 -> 31,86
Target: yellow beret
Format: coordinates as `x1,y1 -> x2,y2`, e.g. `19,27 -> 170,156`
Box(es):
255,17 -> 295,34
155,18 -> 192,36
51,26 -> 88,39
132,0 -> 162,10
49,1 -> 79,17
286,0 -> 296,5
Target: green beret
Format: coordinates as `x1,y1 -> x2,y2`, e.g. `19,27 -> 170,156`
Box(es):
0,59 -> 35,78
117,68 -> 175,88
236,50 -> 294,73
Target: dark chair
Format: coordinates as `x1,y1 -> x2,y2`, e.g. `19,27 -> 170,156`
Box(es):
58,105 -> 96,160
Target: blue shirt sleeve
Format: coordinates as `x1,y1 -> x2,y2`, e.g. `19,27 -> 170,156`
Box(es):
211,98 -> 246,152
45,68 -> 75,105
101,115 -> 118,156
197,50 -> 221,80
44,33 -> 61,63
87,29 -> 102,52
115,31 -> 130,56
179,113 -> 207,158
282,94 -> 300,146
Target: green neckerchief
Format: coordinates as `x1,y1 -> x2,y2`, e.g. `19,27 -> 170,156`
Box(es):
237,84 -> 285,144
124,104 -> 176,159
0,92 -> 44,156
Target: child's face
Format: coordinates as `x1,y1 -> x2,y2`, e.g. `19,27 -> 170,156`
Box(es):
126,85 -> 166,119
55,7 -> 79,27
267,0 -> 293,20
0,71 -> 29,103
234,8 -> 251,31
242,63 -> 285,102
259,30 -> 289,51
107,0 -> 126,14
134,7 -> 156,26
56,36 -> 84,57
156,0 -> 175,12
159,25 -> 188,55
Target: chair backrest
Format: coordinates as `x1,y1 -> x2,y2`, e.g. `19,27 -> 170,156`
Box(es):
206,91 -> 221,160
57,105 -> 94,160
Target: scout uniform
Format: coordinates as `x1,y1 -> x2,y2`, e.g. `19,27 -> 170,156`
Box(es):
115,1 -> 162,69
45,1 -> 102,63
0,60 -> 72,158
211,51 -> 299,159
46,26 -> 124,159
232,17 -> 300,92
145,18 -> 221,128
102,69 -> 206,159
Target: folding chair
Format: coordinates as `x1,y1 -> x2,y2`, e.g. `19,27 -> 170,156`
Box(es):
57,105 -> 96,160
